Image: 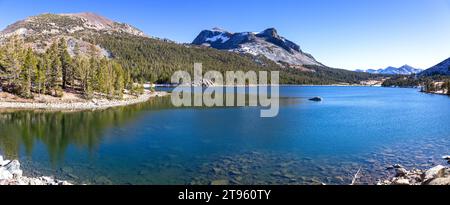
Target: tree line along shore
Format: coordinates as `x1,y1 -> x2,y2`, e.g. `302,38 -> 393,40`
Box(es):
421,81 -> 450,95
0,35 -> 146,101
382,75 -> 450,95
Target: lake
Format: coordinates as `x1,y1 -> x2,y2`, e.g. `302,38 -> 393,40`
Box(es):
0,86 -> 449,185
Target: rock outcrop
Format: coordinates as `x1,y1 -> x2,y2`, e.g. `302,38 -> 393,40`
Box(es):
0,155 -> 72,185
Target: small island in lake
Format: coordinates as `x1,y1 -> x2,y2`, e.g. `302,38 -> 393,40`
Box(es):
309,97 -> 323,102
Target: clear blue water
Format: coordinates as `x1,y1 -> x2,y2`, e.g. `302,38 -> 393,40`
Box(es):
0,86 -> 449,184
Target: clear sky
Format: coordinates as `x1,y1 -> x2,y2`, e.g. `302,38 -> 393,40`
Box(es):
1,0 -> 450,70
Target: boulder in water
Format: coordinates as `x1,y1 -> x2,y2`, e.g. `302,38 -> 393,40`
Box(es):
309,97 -> 323,102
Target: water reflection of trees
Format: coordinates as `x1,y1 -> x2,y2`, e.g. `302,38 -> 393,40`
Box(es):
0,97 -> 174,163
0,93 -> 294,164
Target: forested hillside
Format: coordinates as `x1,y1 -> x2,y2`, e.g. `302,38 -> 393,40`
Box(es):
91,33 -> 377,85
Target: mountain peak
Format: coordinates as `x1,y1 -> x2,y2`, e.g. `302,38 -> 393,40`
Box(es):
0,12 -> 146,39
61,12 -> 115,27
258,28 -> 279,38
211,27 -> 228,32
0,12 -> 147,58
192,27 -> 323,67
399,64 -> 413,69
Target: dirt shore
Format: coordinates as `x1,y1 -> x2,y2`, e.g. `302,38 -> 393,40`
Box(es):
0,91 -> 169,111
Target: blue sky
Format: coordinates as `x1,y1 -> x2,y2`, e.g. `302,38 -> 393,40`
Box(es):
1,0 -> 450,70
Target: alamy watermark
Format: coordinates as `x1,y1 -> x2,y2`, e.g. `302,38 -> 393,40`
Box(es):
170,63 -> 280,118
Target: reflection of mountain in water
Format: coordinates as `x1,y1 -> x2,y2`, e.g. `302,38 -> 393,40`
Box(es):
0,97 -> 174,164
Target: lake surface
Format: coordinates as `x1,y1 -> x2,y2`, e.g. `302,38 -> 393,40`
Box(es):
0,86 -> 449,185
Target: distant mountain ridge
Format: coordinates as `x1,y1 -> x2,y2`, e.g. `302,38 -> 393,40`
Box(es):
356,65 -> 422,75
192,27 -> 323,67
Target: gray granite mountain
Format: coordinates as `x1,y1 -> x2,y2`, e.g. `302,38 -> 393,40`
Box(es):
0,12 -> 146,57
419,58 -> 450,76
192,28 -> 323,67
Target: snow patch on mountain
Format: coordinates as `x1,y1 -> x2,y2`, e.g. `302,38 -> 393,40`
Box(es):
206,33 -> 230,43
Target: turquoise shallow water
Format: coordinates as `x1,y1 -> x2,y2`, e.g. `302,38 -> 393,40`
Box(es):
0,86 -> 449,184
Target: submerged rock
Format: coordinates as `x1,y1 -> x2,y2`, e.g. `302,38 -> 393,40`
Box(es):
94,176 -> 113,185
210,179 -> 229,185
212,167 -> 222,174
443,155 -> 450,164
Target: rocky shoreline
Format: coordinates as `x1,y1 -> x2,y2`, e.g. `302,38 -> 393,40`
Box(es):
2,152 -> 450,185
1,155 -> 72,185
378,156 -> 450,185
0,91 -> 169,111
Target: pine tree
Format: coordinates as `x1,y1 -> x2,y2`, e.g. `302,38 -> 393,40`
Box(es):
0,35 -> 25,93
97,58 -> 108,94
88,56 -> 99,93
77,56 -> 93,98
72,43 -> 84,91
104,60 -> 115,99
0,46 -> 6,86
87,44 -> 101,95
112,61 -> 125,99
35,58 -> 47,94
58,38 -> 73,89
20,48 -> 36,98
42,51 -> 52,94
123,69 -> 132,90
47,42 -> 63,97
